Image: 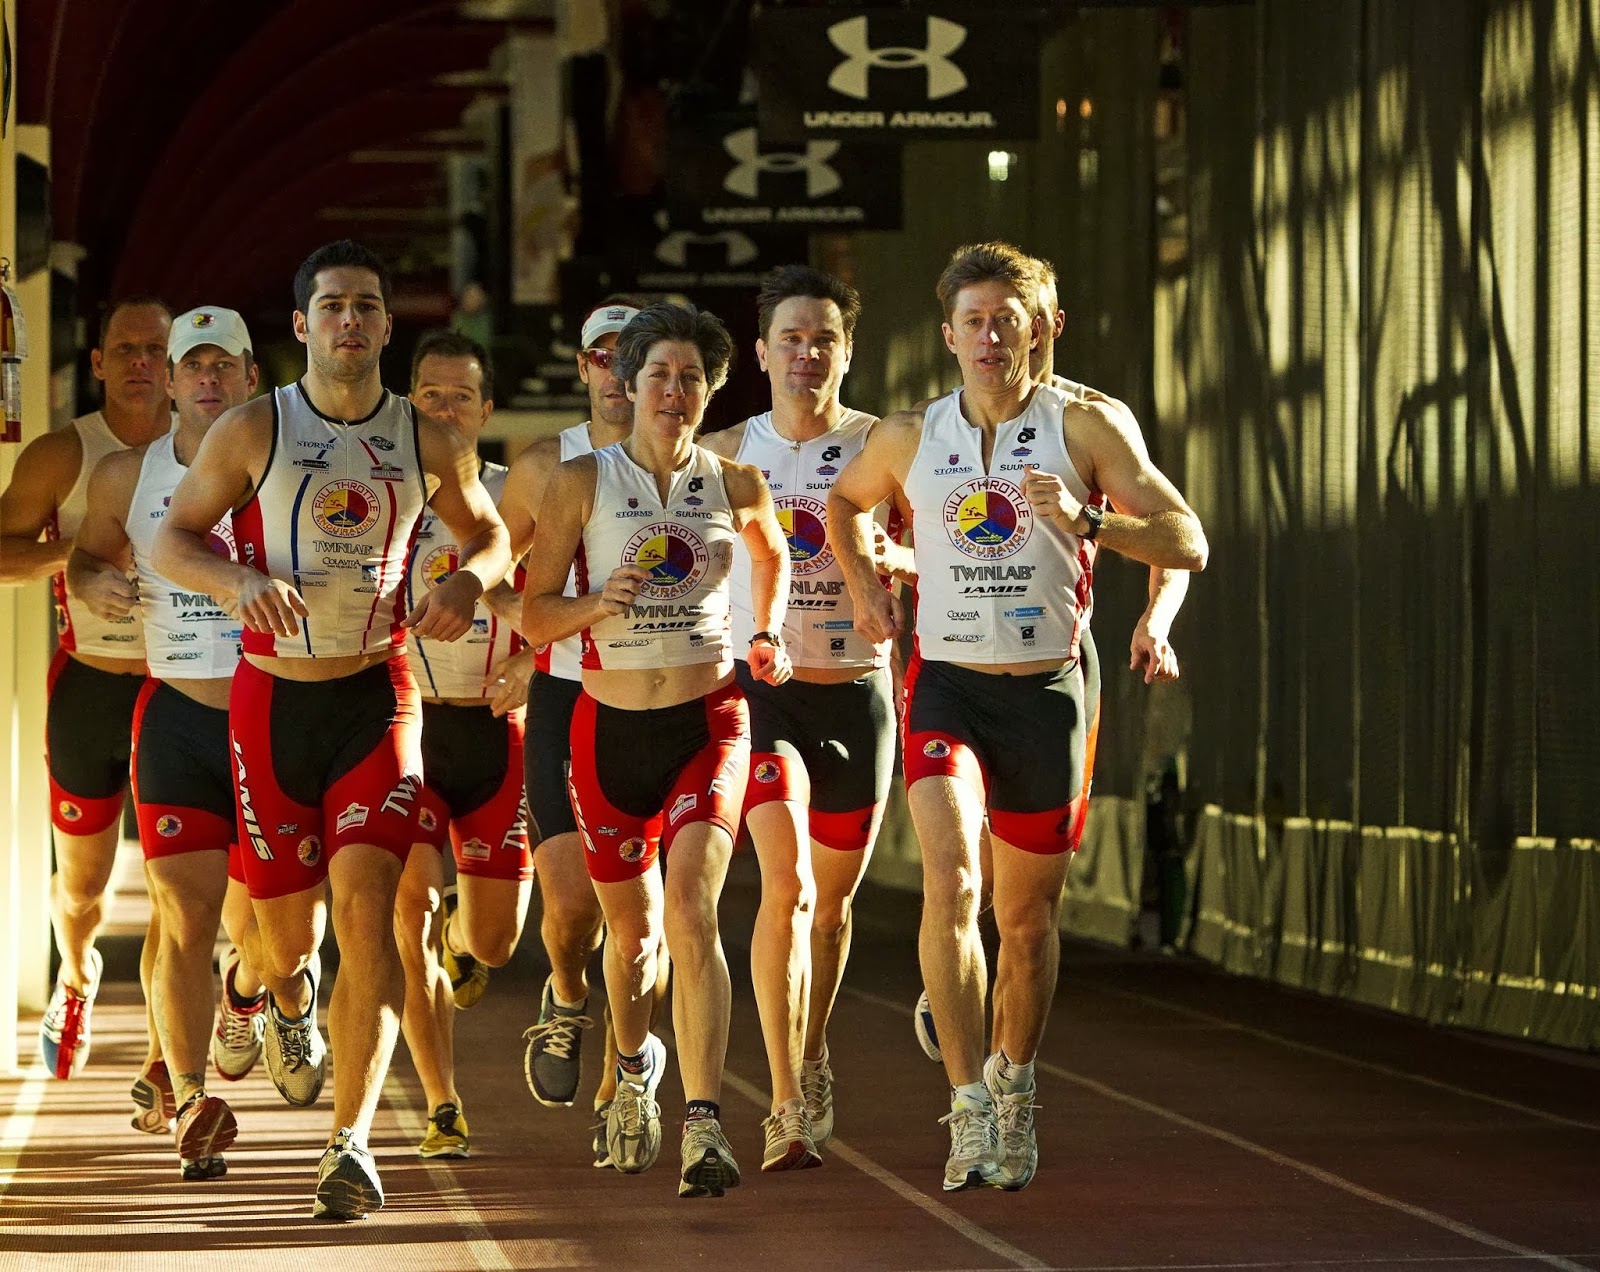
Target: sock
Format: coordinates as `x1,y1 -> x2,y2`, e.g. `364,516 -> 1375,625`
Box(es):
549,979 -> 586,1012
993,1050 -> 1035,1094
617,1040 -> 652,1080
227,974 -> 264,1010
685,1099 -> 720,1123
442,912 -> 468,958
952,1081 -> 990,1111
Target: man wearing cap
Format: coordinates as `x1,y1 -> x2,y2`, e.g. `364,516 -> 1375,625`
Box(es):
0,297 -> 174,1081
492,296 -> 665,1149
69,306 -> 286,1179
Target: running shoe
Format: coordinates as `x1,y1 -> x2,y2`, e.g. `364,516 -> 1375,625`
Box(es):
605,1033 -> 666,1173
313,1126 -> 384,1221
180,1156 -> 228,1181
130,1059 -> 177,1134
679,1117 -> 741,1198
174,1092 -> 238,1167
760,1098 -> 821,1172
800,1050 -> 835,1146
439,886 -> 489,1009
984,1053 -> 1039,1191
263,952 -> 326,1108
213,944 -> 267,1081
591,1100 -> 614,1169
40,947 -> 102,1079
939,1091 -> 1001,1192
914,989 -> 942,1063
523,977 -> 593,1107
418,1101 -> 470,1159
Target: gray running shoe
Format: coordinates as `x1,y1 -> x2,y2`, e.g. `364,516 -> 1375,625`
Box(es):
939,1093 -> 1001,1192
179,1155 -> 228,1181
591,1100 -> 614,1169
605,1033 -> 666,1173
914,989 -> 942,1063
522,977 -> 594,1107
800,1051 -> 835,1146
263,954 -> 326,1108
679,1117 -> 741,1198
760,1098 -> 821,1172
212,945 -> 266,1081
984,1053 -> 1039,1190
313,1127 -> 384,1221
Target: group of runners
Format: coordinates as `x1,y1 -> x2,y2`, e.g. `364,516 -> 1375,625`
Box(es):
0,237 -> 1206,1218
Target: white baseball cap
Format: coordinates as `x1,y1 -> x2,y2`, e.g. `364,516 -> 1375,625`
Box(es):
168,307 -> 252,363
579,304 -> 641,349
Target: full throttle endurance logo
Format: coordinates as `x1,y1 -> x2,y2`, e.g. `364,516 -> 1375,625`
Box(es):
777,497 -> 832,575
624,524 -> 709,600
943,478 -> 1032,560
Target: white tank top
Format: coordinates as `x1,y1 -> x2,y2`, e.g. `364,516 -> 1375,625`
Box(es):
125,433 -> 241,679
233,382 -> 426,659
405,462 -> 521,698
534,423 -> 595,681
906,383 -> 1099,664
730,410 -> 886,671
578,443 -> 736,671
51,412 -> 147,659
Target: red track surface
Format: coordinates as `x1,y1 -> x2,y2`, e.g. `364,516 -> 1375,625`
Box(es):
2,862 -> 1595,1271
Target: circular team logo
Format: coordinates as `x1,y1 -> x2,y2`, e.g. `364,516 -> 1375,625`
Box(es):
618,836 -> 649,863
156,815 -> 183,839
206,520 -> 236,561
943,479 -> 1032,560
923,738 -> 952,759
624,523 -> 708,600
312,480 -> 380,539
418,807 -> 439,834
420,546 -> 458,589
754,760 -> 782,784
58,800 -> 83,823
777,497 -> 832,576
297,835 -> 323,867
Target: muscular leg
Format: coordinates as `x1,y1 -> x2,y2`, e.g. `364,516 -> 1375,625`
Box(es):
326,844 -> 406,1144
456,874 -> 532,968
531,831 -> 602,1002
50,826 -> 119,989
908,776 -> 989,1088
988,839 -> 1072,1065
805,839 -> 872,1060
394,845 -> 456,1113
139,888 -> 162,1068
746,801 -> 814,1109
147,854 -> 229,1105
248,882 -> 327,1012
660,823 -> 734,1105
220,878 -> 264,999
592,870 -> 663,1057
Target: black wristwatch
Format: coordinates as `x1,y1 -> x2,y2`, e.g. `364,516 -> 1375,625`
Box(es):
749,630 -> 783,648
1080,503 -> 1104,541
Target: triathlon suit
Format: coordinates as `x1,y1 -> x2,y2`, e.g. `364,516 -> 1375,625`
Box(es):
405,461 -> 531,882
901,382 -> 1104,854
45,412 -> 149,834
227,382 -> 428,898
523,422 -> 593,844
566,442 -> 750,883
729,410 -> 894,850
124,432 -> 246,883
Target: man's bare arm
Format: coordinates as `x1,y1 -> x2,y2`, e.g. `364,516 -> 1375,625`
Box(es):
0,429 -> 80,583
485,436 -> 561,629
828,411 -> 919,643
66,449 -> 142,621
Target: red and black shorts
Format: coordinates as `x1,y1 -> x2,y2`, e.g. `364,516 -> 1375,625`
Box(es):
736,662 -> 894,852
45,648 -> 144,835
416,701 -> 532,882
229,655 -> 424,899
523,671 -> 583,844
902,652 -> 1101,855
568,682 -> 750,884
130,679 -> 246,883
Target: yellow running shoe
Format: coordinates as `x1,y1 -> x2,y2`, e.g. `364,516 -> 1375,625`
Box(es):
418,1101 -> 470,1159
439,888 -> 489,1009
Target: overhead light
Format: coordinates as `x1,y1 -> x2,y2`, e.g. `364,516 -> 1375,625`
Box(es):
987,151 -> 1016,182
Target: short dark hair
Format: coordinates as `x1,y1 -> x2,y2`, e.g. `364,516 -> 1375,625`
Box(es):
935,242 -> 1045,321
293,240 -> 391,313
97,296 -> 173,349
756,264 -> 862,342
613,303 -> 735,394
410,329 -> 494,401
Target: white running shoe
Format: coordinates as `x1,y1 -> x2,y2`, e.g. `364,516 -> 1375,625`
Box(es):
800,1050 -> 835,1146
263,952 -> 326,1108
914,989 -> 942,1063
984,1053 -> 1039,1190
605,1033 -> 666,1173
213,945 -> 266,1081
939,1091 -> 1001,1192
679,1117 -> 741,1197
761,1098 -> 822,1172
313,1127 -> 383,1221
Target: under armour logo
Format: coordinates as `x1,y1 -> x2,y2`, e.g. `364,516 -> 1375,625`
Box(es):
827,15 -> 968,101
655,227 -> 759,268
723,128 -> 841,199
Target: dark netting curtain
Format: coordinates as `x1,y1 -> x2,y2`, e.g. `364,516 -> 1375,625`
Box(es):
1170,0 -> 1600,1049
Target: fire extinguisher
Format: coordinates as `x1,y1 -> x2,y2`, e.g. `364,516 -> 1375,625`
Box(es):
1,257 -> 26,444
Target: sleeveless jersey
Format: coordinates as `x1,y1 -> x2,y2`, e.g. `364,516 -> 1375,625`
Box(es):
125,433 -> 241,679
405,462 -> 521,698
51,412 -> 147,658
906,383 -> 1100,665
232,382 -> 427,659
534,423 -> 595,680
729,410 -> 886,671
578,443 -> 736,671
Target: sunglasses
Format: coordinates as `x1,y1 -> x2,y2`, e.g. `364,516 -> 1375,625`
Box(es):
583,348 -> 615,370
